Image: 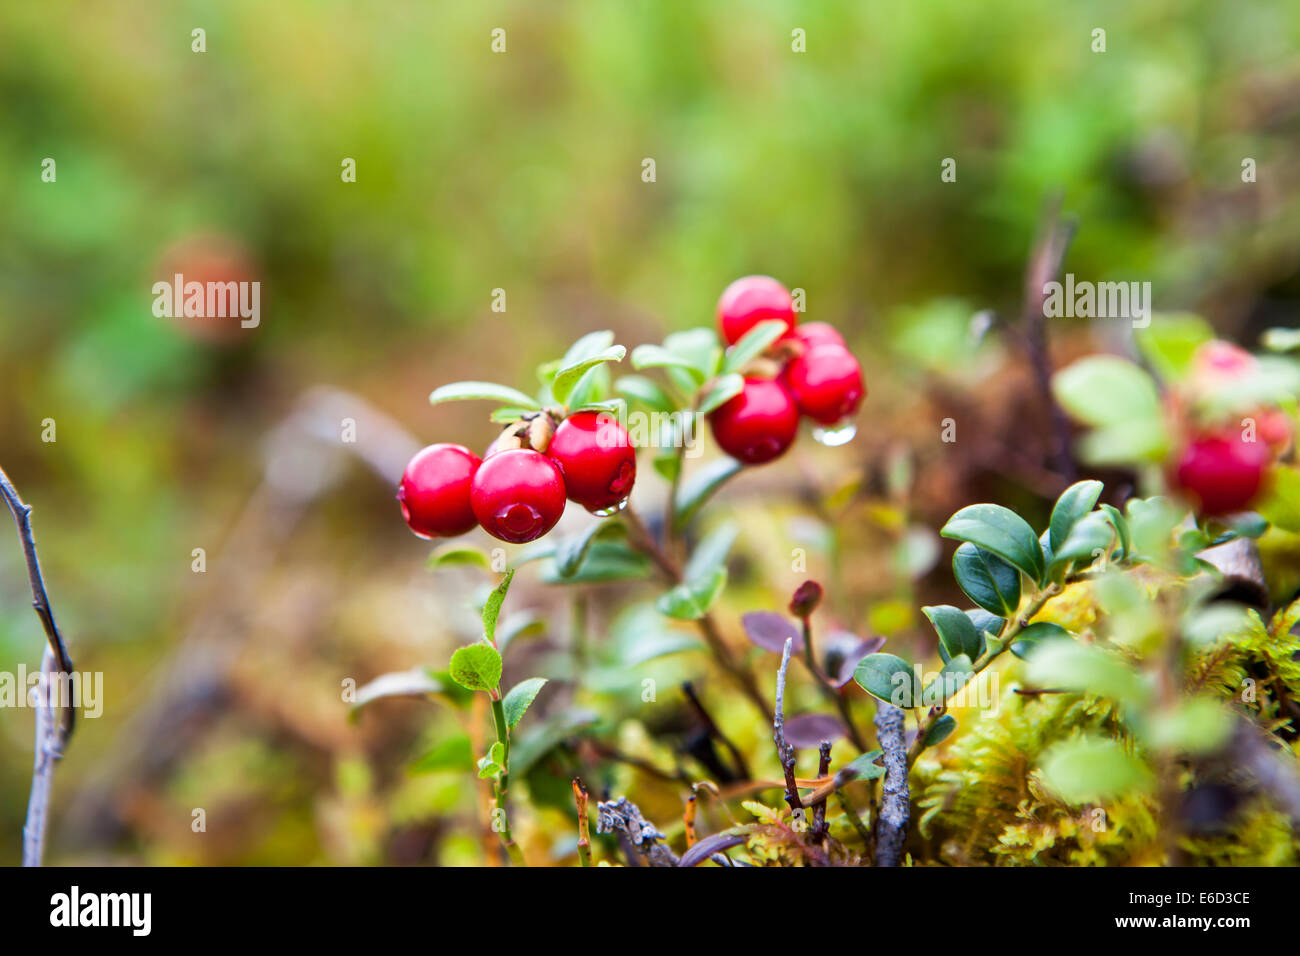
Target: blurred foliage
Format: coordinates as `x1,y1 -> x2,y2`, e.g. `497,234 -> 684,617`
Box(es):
2,0 -> 1300,864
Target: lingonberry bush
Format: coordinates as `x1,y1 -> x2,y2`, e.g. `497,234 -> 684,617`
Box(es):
359,282 -> 1300,866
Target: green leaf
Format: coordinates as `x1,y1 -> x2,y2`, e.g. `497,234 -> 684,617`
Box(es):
489,406 -> 534,424
552,345 -> 627,406
1052,356 -> 1160,427
1140,697 -> 1232,755
1049,510 -> 1115,576
656,566 -> 728,620
663,327 -> 723,379
351,668 -> 445,715
697,373 -> 744,415
923,714 -> 958,748
840,750 -> 886,782
722,319 -> 788,373
481,569 -> 515,644
502,677 -> 548,729
1076,419 -> 1169,466
1100,503 -> 1130,559
1039,736 -> 1152,804
683,522 -> 739,581
448,642 -> 503,693
853,653 -> 921,709
430,380 -> 541,410
1134,313 -> 1214,382
1024,640 -> 1147,707
923,604 -> 985,662
631,345 -> 707,382
540,540 -> 651,584
1009,621 -> 1072,659
615,375 -> 675,413
923,654 -> 974,706
951,544 -> 1021,617
941,504 -> 1045,585
966,608 -> 1006,637
674,458 -> 744,530
1049,480 -> 1104,552
555,520 -> 627,578
426,543 -> 492,570
555,330 -> 615,372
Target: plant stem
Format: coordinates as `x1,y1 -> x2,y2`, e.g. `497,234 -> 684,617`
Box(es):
571,778 -> 592,867
623,503 -> 774,723
800,616 -> 869,751
906,582 -> 1062,767
490,697 -> 526,866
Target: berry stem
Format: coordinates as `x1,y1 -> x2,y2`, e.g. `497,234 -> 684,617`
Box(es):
490,697 -> 526,866
623,504 -> 774,725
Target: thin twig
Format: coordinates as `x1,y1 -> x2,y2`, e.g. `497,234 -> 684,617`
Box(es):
572,778 -> 592,867
1,466 -> 76,868
682,681 -> 750,780
812,741 -> 832,841
873,703 -> 909,867
774,637 -> 803,815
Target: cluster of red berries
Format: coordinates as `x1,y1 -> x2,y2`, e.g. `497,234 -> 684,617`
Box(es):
398,410 -> 636,543
1167,341 -> 1293,516
710,276 -> 866,464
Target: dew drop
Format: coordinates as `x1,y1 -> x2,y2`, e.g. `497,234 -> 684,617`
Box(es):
591,497 -> 630,518
812,421 -> 857,446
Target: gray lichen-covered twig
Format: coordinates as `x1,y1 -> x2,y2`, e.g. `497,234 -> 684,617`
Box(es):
873,703 -> 909,867
596,796 -> 680,867
1,466 -> 76,868
773,637 -> 804,815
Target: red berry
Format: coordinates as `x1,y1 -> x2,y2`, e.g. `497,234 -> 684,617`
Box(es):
709,377 -> 800,464
547,411 -> 637,514
784,344 -> 865,425
716,276 -> 797,346
398,444 -> 482,539
471,448 -> 567,543
1171,430 -> 1269,516
1192,340 -> 1255,380
785,321 -> 845,351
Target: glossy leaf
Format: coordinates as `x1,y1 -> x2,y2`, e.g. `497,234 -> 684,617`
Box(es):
503,677 -> 548,729
941,504 -> 1045,584
552,345 -> 627,406
1009,621 -> 1072,659
923,604 -> 985,662
482,569 -> 515,644
430,380 -> 541,410
722,319 -> 787,373
952,543 -> 1021,617
853,653 -> 921,709
1048,480 -> 1104,552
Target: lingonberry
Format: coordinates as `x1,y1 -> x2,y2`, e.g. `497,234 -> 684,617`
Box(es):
708,377 -> 800,464
1191,340 -> 1255,381
1170,429 -> 1269,516
716,275 -> 797,346
783,343 -> 865,425
784,321 -> 845,351
471,448 -> 567,543
546,411 -> 637,514
398,444 -> 482,539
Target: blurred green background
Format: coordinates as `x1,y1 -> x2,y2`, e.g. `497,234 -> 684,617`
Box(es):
2,0 -> 1299,864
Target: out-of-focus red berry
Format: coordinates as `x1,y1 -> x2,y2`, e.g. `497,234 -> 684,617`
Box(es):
1170,429 -> 1269,516
471,449 -> 567,543
716,276 -> 797,346
783,344 -> 865,425
1256,407 -> 1294,456
1191,340 -> 1256,381
547,411 -> 637,513
708,377 -> 800,465
784,321 -> 845,351
398,444 -> 482,539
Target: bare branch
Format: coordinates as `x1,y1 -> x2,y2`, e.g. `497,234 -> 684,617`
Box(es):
873,703 -> 909,867
773,637 -> 803,814
1,466 -> 76,867
595,796 -> 679,867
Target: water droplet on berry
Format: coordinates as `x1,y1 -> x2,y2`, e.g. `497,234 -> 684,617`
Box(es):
812,422 -> 857,446
591,497 -> 630,518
